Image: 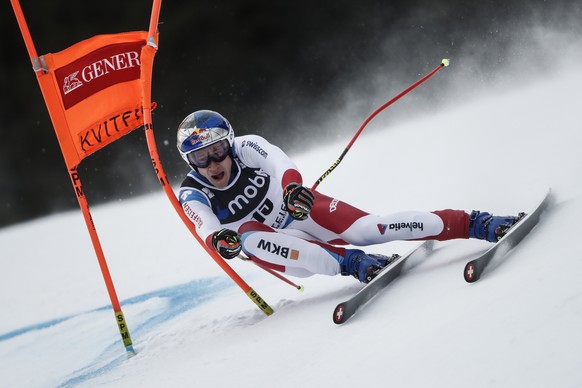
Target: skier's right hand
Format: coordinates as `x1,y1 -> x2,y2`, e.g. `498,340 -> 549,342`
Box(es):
283,183 -> 315,220
212,228 -> 242,260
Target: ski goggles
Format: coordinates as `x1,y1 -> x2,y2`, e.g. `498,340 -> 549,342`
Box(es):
186,139 -> 231,168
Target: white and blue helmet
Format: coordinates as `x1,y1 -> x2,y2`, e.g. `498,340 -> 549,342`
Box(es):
176,110 -> 235,168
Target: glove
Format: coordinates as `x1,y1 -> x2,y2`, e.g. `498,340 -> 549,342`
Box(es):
283,183 -> 315,220
212,228 -> 242,260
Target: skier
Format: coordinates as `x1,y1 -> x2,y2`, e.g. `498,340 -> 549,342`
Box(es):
177,110 -> 520,283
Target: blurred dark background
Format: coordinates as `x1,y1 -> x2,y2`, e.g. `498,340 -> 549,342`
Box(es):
1,0 -> 579,228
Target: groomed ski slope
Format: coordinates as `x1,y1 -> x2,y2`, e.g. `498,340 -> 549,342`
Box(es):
2,48 -> 582,388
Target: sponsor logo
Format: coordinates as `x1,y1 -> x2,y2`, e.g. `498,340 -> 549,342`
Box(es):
270,203 -> 289,229
63,71 -> 83,94
252,198 -> 273,223
329,198 -> 340,213
390,222 -> 424,232
201,187 -> 215,199
182,202 -> 203,229
69,168 -> 83,198
189,128 -> 211,147
55,41 -> 144,109
180,190 -> 193,201
228,170 -> 268,214
242,140 -> 268,158
257,239 -> 300,260
378,222 -> 425,234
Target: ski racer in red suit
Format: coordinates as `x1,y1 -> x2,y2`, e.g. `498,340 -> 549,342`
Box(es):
177,110 -> 519,283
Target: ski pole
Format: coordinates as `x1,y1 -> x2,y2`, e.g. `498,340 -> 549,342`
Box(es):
239,253 -> 305,291
253,262 -> 305,291
311,59 -> 450,190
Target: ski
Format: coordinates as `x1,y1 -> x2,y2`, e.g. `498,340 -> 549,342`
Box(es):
333,240 -> 434,324
463,189 -> 552,283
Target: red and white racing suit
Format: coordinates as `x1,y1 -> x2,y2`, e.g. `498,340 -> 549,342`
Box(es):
179,135 -> 469,278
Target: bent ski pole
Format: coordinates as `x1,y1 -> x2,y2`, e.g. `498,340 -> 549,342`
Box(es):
312,59 -> 450,190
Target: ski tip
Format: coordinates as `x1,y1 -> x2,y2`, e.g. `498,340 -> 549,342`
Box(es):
333,304 -> 346,325
464,261 -> 479,283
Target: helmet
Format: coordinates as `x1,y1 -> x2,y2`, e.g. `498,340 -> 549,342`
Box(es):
176,110 -> 235,168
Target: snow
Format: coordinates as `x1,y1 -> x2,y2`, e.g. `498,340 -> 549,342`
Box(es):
2,47 -> 582,388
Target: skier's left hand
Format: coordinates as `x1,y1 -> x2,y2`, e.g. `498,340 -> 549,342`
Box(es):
284,183 -> 315,220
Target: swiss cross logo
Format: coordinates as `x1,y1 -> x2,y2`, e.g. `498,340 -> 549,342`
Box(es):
334,305 -> 345,323
55,40 -> 144,109
465,263 -> 475,280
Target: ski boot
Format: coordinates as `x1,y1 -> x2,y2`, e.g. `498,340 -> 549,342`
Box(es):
341,250 -> 396,283
369,253 -> 400,267
469,211 -> 526,242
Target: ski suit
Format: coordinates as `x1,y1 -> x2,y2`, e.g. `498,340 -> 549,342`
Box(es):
179,134 -> 469,278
